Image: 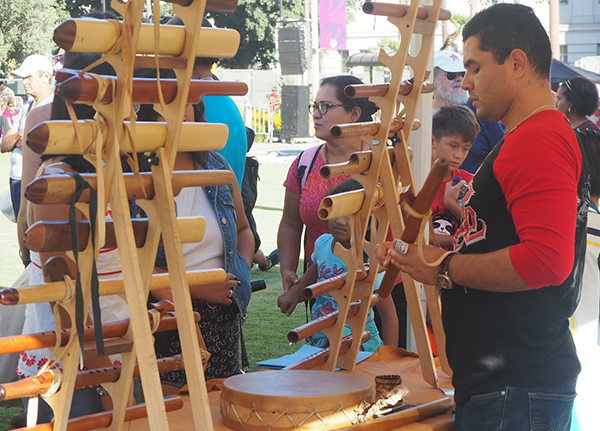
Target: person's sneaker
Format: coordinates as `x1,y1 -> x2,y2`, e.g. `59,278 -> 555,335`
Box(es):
258,249 -> 279,271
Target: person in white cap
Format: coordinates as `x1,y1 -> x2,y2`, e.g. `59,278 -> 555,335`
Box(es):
0,54 -> 53,220
433,51 -> 469,112
433,50 -> 504,173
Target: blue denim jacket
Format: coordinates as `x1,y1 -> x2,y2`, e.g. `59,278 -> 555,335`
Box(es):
137,152 -> 252,320
202,152 -> 252,319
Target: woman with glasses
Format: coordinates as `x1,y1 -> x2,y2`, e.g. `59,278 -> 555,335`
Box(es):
277,75 -> 378,297
555,76 -> 599,132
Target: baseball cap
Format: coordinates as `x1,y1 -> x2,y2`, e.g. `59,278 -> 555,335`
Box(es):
12,54 -> 53,78
434,51 -> 466,73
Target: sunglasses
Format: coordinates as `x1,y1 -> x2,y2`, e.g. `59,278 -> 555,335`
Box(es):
308,102 -> 351,115
445,71 -> 465,81
562,80 -> 573,92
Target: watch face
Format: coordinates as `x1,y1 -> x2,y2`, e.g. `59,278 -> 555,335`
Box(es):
436,273 -> 452,290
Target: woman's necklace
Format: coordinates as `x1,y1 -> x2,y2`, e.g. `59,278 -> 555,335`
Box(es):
505,104 -> 555,136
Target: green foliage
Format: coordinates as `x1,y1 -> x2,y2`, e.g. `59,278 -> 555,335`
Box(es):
57,0 -> 106,18
0,0 -> 69,75
208,0 -> 304,70
377,38 -> 401,55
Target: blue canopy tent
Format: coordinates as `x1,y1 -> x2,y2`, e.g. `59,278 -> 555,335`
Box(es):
550,59 -> 600,88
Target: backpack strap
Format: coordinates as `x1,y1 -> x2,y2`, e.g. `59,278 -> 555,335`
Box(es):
296,144 -> 323,193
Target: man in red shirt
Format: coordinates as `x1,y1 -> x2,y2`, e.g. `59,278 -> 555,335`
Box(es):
377,4 -> 587,430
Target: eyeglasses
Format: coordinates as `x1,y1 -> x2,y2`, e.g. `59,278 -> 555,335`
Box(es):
445,71 -> 465,81
308,102 -> 351,115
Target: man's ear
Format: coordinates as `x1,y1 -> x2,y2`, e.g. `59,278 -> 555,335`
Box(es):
350,106 -> 361,122
431,135 -> 437,150
508,48 -> 527,78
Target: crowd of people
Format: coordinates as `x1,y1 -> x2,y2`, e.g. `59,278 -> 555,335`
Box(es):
0,3 -> 599,430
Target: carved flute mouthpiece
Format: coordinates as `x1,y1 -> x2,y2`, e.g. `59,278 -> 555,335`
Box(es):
0,289 -> 19,306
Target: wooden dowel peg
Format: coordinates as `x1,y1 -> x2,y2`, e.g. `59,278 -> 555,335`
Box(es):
24,217 -> 206,252
321,148 -> 398,179
0,268 -> 225,305
318,185 -> 384,220
55,70 -> 248,105
288,295 -> 379,343
362,2 -> 451,21
27,120 -> 228,155
54,19 -> 240,58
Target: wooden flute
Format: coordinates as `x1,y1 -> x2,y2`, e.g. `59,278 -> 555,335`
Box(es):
284,332 -> 370,371
330,118 -> 422,139
0,268 -> 225,305
25,170 -> 235,204
288,295 -> 380,343
0,310 -> 182,355
25,397 -> 184,431
377,157 -> 449,298
302,265 -> 370,299
362,1 -> 452,21
344,80 -> 434,99
24,217 -> 206,252
0,355 -> 184,401
55,69 -> 248,105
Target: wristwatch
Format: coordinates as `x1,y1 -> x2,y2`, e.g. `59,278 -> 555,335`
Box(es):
436,253 -> 457,290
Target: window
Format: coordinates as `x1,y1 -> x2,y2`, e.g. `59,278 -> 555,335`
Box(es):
560,45 -> 568,63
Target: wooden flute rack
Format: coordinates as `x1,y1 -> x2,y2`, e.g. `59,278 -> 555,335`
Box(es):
287,0 -> 452,388
0,0 -> 246,430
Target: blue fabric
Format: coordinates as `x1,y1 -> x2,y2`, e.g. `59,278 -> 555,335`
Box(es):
460,100 -> 505,174
309,234 -> 383,352
203,95 -> 246,188
454,379 -> 577,431
202,151 -> 251,319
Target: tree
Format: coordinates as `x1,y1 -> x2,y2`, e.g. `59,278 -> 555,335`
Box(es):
208,0 -> 304,70
0,0 -> 69,75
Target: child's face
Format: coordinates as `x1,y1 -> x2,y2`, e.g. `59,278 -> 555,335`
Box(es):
329,215 -> 351,248
432,133 -> 472,171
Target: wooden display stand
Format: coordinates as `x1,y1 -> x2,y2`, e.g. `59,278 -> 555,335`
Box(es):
0,0 -> 246,430
286,0 -> 452,387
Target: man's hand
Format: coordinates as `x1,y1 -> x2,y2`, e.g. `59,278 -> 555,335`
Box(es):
1,131 -> 22,153
375,240 -> 446,286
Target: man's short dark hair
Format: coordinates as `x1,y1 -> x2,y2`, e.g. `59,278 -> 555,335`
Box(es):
432,105 -> 480,144
463,4 -> 551,79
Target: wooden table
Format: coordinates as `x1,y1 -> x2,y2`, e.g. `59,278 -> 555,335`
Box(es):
127,346 -> 454,430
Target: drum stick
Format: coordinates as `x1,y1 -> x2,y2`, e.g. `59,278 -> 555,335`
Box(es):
0,268 -> 225,305
24,217 -> 206,252
26,397 -> 184,431
377,158 -> 449,298
54,20 -> 240,58
0,311 -> 180,355
302,266 -> 369,299
0,355 -> 184,401
362,2 -> 451,21
284,332 -> 370,370
344,81 -> 433,99
25,170 -> 235,204
288,295 -> 380,343
55,70 -> 248,104
26,121 -> 228,155
339,397 -> 454,431
318,185 -> 385,220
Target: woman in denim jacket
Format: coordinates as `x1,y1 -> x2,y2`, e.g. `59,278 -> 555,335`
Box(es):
135,102 -> 254,390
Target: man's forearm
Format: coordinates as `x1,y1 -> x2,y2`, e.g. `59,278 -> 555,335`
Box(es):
449,248 -> 531,292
